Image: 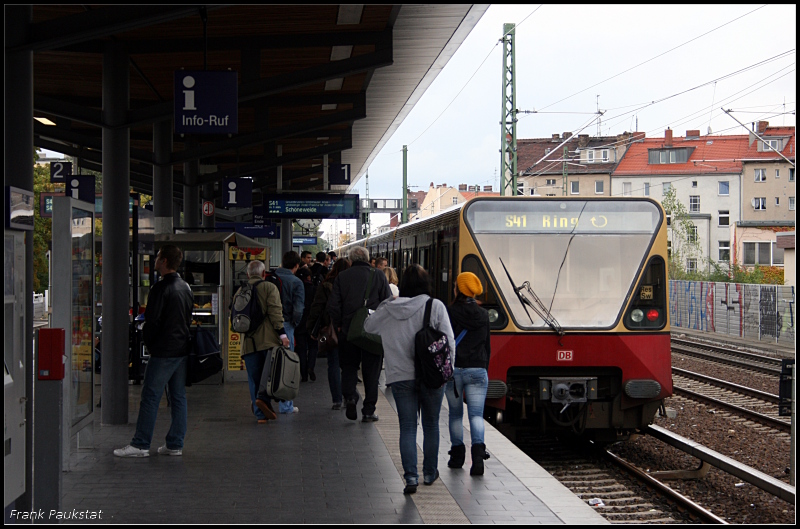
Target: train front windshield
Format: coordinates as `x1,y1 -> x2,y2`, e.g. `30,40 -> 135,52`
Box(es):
464,199 -> 662,330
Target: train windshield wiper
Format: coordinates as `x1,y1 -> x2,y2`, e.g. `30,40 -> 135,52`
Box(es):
499,258 -> 564,336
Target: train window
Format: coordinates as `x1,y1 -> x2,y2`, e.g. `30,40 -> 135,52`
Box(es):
462,255 -> 508,329
463,199 -> 662,329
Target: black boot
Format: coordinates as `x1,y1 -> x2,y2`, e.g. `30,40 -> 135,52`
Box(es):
470,444 -> 487,476
447,444 -> 466,468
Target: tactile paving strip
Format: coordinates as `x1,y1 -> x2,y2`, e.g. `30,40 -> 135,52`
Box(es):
371,386 -> 471,524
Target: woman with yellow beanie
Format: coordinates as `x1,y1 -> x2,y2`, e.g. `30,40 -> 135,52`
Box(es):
445,272 -> 491,475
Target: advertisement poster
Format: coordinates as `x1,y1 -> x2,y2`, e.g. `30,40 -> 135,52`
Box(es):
227,327 -> 244,371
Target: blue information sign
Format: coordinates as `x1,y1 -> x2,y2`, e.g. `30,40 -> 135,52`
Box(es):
222,177 -> 252,209
263,193 -> 359,219
174,71 -> 238,134
292,237 -> 317,245
66,176 -> 96,204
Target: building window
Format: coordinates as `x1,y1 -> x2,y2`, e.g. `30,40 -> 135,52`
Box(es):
622,182 -> 632,196
790,197 -> 795,211
530,188 -> 538,196
689,195 -> 700,212
570,181 -> 579,194
718,181 -> 730,195
545,178 -> 556,186
667,240 -> 672,258
452,196 -> 459,205
686,258 -> 697,273
762,139 -> 780,151
775,197 -> 780,207
718,210 -> 729,227
743,241 -> 783,266
516,182 -> 525,196
663,182 -> 671,195
688,224 -> 698,243
649,148 -> 690,164
644,182 -> 650,196
718,241 -> 730,262
595,180 -> 604,194
601,149 -> 609,162
586,150 -> 595,163
666,214 -> 671,227
775,169 -> 780,178
753,197 -> 766,210
545,148 -> 551,155
692,181 -> 698,188
790,168 -> 795,181
754,169 -> 767,182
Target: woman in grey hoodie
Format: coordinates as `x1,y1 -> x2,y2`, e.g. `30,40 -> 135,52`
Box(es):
363,265 -> 455,494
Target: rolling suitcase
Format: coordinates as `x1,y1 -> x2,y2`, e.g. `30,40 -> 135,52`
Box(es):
258,346 -> 301,401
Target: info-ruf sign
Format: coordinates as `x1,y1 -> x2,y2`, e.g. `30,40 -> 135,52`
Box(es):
174,71 -> 238,134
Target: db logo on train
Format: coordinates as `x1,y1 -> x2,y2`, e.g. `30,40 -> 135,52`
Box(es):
557,350 -> 573,362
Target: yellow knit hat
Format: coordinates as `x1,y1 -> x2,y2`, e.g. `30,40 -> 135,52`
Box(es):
456,272 -> 483,297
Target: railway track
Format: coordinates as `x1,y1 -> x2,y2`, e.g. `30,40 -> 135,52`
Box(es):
671,368 -> 790,432
513,430 -> 719,524
671,340 -> 783,376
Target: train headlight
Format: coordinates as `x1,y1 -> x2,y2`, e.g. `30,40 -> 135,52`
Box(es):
630,309 -> 644,322
488,309 -> 499,323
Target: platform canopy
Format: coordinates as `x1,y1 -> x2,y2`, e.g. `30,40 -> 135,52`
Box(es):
26,5 -> 488,206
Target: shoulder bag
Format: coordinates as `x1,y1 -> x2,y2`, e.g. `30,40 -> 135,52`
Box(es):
346,268 -> 384,356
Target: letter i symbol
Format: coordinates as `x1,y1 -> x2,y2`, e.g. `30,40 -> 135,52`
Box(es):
182,76 -> 197,110
228,181 -> 237,205
71,179 -> 80,199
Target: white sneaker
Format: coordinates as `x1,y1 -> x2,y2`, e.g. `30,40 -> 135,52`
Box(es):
114,445 -> 150,458
157,445 -> 183,456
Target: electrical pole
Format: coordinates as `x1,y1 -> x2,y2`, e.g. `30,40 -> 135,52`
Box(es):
402,145 -> 408,223
500,23 -> 517,196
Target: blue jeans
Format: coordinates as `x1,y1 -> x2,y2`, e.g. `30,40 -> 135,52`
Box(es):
131,356 -> 188,450
445,367 -> 488,446
327,347 -> 343,404
390,380 -> 445,485
243,350 -> 268,420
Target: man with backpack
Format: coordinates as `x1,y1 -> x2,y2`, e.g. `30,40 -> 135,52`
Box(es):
233,260 -> 288,423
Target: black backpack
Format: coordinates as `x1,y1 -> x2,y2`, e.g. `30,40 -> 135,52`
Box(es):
230,280 -> 266,334
263,270 -> 284,304
414,298 -> 454,389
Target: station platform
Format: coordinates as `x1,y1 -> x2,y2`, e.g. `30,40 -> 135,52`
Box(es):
62,359 -> 607,524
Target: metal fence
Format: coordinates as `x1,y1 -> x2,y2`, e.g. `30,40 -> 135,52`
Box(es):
669,280 -> 795,345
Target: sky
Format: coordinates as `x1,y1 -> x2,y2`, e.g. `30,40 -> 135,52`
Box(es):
38,4 -> 796,247
326,3 -> 796,244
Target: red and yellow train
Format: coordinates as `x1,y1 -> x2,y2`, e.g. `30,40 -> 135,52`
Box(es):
336,197 -> 671,441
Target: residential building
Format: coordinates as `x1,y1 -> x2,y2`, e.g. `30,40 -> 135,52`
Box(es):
412,182 -> 499,220
516,132 -> 640,197
612,128 -> 748,272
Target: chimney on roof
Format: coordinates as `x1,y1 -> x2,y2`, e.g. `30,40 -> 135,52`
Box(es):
632,131 -> 646,142
468,185 -> 476,192
483,185 -> 492,192
578,134 -> 590,148
458,184 -> 467,191
686,130 -> 700,138
563,132 -> 573,141
665,128 -> 673,147
757,121 -> 769,134
429,182 -> 434,188
552,134 -> 560,140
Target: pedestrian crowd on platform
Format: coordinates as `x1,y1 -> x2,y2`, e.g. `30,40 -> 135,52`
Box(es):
114,244 -> 492,496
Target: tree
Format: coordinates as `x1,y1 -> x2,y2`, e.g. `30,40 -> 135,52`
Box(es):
32,158 -> 54,293
661,187 -> 702,280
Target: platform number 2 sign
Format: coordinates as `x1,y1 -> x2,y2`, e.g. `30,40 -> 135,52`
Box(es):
50,162 -> 72,183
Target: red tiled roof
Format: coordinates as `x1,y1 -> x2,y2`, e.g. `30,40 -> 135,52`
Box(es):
518,136 -> 621,175
613,134 -> 750,175
740,126 -> 796,160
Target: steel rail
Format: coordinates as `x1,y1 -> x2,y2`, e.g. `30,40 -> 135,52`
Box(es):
672,367 -> 780,403
643,424 -> 795,504
673,386 -> 790,432
600,448 -> 728,524
671,344 -> 782,376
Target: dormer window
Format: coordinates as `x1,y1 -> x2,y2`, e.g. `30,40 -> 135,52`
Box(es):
586,150 -> 595,163
761,139 -> 781,152
601,149 -> 609,162
648,148 -> 691,164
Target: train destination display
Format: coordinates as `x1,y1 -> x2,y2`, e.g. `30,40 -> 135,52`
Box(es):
263,193 -> 359,219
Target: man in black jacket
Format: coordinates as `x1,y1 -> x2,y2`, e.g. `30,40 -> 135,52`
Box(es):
328,246 -> 391,422
115,244 -> 193,457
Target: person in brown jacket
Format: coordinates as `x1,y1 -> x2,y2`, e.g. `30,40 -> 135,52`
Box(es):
307,257 -> 350,409
241,260 -> 288,423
